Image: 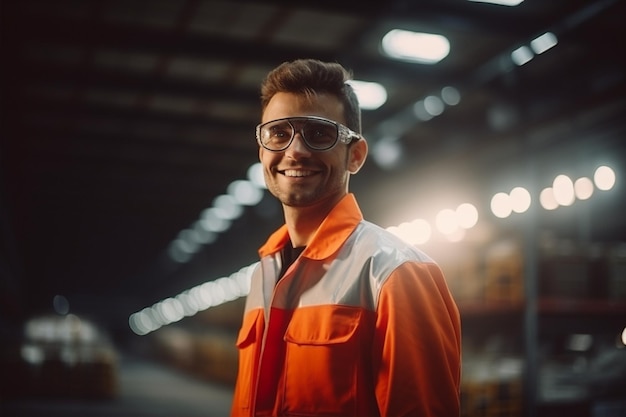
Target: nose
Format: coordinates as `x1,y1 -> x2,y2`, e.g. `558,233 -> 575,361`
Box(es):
285,131 -> 311,157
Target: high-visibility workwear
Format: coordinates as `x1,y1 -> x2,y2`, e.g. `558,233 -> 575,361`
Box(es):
231,194 -> 461,417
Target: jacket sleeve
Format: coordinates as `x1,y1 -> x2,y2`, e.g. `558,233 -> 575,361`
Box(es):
373,261 -> 461,417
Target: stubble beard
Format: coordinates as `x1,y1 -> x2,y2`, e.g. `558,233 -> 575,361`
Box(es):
269,182 -> 324,208
267,171 -> 350,210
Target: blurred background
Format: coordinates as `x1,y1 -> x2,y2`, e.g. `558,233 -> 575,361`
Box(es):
1,0 -> 625,416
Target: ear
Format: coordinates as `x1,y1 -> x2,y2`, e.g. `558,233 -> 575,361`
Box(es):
347,138 -> 368,174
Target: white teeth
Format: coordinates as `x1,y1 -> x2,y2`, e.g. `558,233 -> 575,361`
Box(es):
284,169 -> 313,177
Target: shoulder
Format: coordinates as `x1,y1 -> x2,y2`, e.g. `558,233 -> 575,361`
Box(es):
346,221 -> 441,293
354,220 -> 435,265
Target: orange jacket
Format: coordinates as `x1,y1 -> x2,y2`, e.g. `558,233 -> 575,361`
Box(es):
231,194 -> 461,417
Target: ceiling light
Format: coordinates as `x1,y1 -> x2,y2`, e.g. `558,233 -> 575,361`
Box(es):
348,80 -> 387,110
511,45 -> 534,66
468,0 -> 524,6
381,29 -> 450,64
530,32 -> 558,54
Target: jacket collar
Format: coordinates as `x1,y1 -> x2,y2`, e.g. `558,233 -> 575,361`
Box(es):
258,193 -> 363,260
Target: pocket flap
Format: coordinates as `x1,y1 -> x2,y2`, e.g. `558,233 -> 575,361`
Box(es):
236,309 -> 262,348
284,305 -> 362,345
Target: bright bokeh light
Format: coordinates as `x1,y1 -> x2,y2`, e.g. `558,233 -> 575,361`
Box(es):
173,235 -> 199,255
176,292 -> 199,316
413,100 -> 434,121
412,219 -> 432,244
152,162 -> 620,332
553,175 -> 575,206
445,228 -> 466,243
511,45 -> 533,66
574,177 -> 594,200
594,165 -> 616,191
157,298 -> 184,324
621,327 -> 626,346
167,162 -> 269,264
129,262 -> 257,335
168,243 -> 191,263
247,162 -> 267,189
441,86 -> 461,106
372,138 -> 402,169
213,194 -> 243,220
424,95 -> 445,116
436,208 -> 459,235
381,29 -> 450,64
491,192 -> 512,218
456,203 -> 478,229
539,188 -> 559,210
228,179 -> 264,206
191,221 -> 218,244
348,80 -> 387,110
200,208 -> 231,232
510,186 -> 531,213
178,230 -> 201,252
530,32 -> 558,54
391,219 -> 432,245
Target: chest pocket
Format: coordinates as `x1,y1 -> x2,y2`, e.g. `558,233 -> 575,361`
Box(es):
284,305 -> 361,344
281,305 -> 366,415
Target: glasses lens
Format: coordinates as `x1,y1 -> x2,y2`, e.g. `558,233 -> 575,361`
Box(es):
302,120 -> 338,150
260,120 -> 293,150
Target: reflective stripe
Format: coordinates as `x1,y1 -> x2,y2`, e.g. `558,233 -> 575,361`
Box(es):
244,220 -> 435,313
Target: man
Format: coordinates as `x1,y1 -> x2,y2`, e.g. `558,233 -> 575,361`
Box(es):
231,59 -> 461,417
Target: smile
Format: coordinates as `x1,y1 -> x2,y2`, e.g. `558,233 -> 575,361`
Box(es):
281,169 -> 316,177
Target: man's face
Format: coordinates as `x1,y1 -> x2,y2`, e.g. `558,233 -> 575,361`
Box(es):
259,92 -> 365,210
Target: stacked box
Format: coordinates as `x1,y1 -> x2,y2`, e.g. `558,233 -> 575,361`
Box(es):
484,239 -> 524,304
539,242 -> 608,299
440,246 -> 483,303
461,379 -> 523,417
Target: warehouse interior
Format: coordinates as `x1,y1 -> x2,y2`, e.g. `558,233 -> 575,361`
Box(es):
1,0 -> 625,416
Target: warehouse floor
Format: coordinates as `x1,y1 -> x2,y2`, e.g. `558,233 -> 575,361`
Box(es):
0,352 -> 234,417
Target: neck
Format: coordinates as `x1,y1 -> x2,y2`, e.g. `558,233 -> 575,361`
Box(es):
283,204 -> 327,247
283,191 -> 350,247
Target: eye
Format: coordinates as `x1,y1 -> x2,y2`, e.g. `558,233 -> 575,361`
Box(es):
265,124 -> 292,143
272,127 -> 288,138
305,123 -> 335,142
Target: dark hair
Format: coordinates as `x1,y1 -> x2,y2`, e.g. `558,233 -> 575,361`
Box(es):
260,59 -> 362,134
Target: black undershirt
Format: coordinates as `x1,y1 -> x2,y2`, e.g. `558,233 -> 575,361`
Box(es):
279,241 -> 305,278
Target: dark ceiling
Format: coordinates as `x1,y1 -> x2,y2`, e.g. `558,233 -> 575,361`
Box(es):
1,0 -> 625,333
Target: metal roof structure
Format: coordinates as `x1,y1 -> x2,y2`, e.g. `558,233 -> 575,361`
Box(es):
1,0 -> 624,328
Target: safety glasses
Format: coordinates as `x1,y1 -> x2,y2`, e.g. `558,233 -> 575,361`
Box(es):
256,116 -> 361,152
